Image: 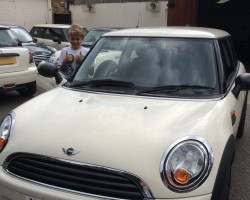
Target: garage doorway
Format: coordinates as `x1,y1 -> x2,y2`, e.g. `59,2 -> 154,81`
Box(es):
167,0 -> 198,26
167,0 -> 250,71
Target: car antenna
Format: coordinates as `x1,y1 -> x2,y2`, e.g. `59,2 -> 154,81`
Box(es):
136,11 -> 140,28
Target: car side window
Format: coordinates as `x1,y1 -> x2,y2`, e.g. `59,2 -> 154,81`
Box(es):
228,37 -> 238,67
44,28 -> 64,41
219,38 -> 236,83
30,27 -> 46,38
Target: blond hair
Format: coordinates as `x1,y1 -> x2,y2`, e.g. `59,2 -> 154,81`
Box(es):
68,24 -> 84,38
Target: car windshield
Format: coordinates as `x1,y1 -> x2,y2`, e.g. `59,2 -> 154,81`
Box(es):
73,37 -> 218,97
0,29 -> 19,47
10,27 -> 33,43
82,30 -> 110,48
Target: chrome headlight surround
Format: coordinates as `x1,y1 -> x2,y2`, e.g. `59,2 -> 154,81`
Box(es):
0,112 -> 15,153
160,136 -> 213,193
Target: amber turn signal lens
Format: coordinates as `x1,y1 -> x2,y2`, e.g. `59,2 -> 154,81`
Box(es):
174,168 -> 191,184
0,138 -> 6,149
234,111 -> 238,118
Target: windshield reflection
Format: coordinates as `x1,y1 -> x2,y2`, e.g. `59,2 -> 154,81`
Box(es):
73,37 -> 217,96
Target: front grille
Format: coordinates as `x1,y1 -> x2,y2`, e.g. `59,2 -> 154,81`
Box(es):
33,54 -> 51,66
5,153 -> 151,199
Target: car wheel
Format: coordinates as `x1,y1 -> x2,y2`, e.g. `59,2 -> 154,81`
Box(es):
17,82 -> 37,97
237,92 -> 248,138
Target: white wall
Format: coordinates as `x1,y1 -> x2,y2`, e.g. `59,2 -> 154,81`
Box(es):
70,2 -> 168,29
0,0 -> 52,31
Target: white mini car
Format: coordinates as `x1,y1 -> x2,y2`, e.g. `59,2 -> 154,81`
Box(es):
0,27 -> 250,200
0,26 -> 37,96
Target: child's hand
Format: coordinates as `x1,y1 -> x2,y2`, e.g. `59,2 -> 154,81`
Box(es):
75,52 -> 84,64
64,52 -> 74,64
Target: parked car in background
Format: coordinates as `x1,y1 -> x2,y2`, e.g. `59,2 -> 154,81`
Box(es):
4,25 -> 57,66
1,27 -> 249,199
0,26 -> 36,96
30,24 -> 88,50
24,44 -> 56,66
83,28 -> 119,48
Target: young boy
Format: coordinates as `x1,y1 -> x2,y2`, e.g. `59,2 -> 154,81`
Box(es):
58,24 -> 89,76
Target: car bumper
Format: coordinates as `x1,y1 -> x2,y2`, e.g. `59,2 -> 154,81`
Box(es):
0,166 -> 212,200
0,67 -> 36,89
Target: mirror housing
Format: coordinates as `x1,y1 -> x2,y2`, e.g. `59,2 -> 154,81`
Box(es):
33,38 -> 38,43
37,62 -> 63,85
232,73 -> 250,98
53,37 -> 61,44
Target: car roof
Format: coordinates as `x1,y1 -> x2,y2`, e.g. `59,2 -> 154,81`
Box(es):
89,28 -> 121,31
0,25 -> 9,29
0,24 -> 22,28
103,27 -> 230,39
0,24 -> 25,29
33,24 -> 73,28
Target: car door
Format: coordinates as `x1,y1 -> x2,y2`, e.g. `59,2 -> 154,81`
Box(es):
219,37 -> 246,135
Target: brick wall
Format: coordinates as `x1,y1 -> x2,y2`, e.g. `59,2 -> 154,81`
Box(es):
52,0 -> 69,14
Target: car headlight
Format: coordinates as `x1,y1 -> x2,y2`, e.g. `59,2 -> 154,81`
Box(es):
160,136 -> 213,192
0,112 -> 15,152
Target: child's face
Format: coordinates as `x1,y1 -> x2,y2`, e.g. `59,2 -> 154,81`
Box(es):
68,34 -> 84,50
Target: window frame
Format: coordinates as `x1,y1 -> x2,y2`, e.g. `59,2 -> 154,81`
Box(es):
217,36 -> 239,94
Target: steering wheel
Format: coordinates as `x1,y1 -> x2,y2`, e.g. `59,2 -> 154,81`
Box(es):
94,60 -> 118,78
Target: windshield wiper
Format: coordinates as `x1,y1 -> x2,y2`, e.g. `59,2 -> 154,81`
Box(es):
70,79 -> 134,88
137,85 -> 214,94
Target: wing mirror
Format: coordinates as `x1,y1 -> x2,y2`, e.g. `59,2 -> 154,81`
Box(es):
53,37 -> 61,44
37,62 -> 63,84
16,39 -> 22,47
33,38 -> 38,43
232,73 -> 250,98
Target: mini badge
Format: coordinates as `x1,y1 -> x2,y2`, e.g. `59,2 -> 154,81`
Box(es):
62,147 -> 80,156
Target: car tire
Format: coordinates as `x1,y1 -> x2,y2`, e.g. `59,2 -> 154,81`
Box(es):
236,92 -> 248,138
211,135 -> 235,200
221,166 -> 231,200
17,82 -> 37,97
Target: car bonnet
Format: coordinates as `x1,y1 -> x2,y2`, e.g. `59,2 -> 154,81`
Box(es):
0,87 -> 230,198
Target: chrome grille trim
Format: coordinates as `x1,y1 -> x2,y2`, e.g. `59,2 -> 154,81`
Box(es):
3,153 -> 153,199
